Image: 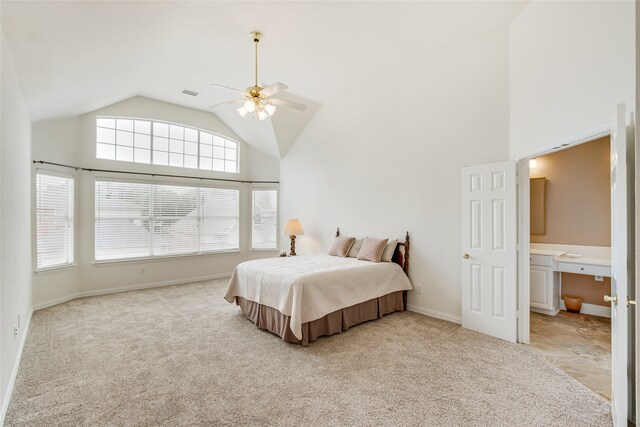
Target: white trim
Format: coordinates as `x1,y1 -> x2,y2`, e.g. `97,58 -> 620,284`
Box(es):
92,250 -> 241,266
0,308 -> 33,426
515,123 -> 611,161
32,293 -> 81,311
33,272 -> 232,311
559,301 -> 612,318
515,124 -> 613,345
35,263 -> 78,275
407,304 -> 462,324
517,159 -> 531,344
530,306 -> 560,316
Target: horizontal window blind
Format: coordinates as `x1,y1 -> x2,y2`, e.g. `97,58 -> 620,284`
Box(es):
36,172 -> 74,269
95,180 -> 239,261
252,189 -> 278,250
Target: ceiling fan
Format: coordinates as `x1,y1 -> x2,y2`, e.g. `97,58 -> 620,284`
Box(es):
210,31 -> 307,120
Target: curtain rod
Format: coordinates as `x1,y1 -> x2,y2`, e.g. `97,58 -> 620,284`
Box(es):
32,160 -> 279,184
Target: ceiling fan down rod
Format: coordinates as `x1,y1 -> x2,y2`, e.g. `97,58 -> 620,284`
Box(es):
251,31 -> 262,89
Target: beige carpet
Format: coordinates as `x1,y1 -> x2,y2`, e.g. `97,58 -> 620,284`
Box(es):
6,279 -> 611,426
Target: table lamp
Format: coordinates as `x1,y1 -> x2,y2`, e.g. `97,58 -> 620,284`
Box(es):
282,218 -> 304,256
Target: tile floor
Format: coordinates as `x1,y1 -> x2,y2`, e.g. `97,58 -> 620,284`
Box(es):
529,310 -> 611,400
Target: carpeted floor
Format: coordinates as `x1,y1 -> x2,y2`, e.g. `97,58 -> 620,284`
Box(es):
6,279 -> 611,426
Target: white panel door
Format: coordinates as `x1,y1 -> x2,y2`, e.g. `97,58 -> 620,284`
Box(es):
461,161 -> 517,342
608,103 -> 632,427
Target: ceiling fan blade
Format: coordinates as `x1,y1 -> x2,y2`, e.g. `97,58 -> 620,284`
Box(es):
209,99 -> 243,108
260,82 -> 288,98
210,83 -> 245,94
269,97 -> 307,111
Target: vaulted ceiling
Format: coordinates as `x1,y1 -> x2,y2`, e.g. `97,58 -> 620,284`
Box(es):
1,1 -> 528,158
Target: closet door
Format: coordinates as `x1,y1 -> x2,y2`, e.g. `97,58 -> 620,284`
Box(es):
461,161 -> 517,342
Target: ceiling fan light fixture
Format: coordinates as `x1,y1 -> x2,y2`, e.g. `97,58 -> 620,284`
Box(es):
210,31 -> 307,119
265,102 -> 276,116
244,99 -> 256,113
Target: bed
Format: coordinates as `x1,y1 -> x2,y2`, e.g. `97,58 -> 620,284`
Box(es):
224,229 -> 413,345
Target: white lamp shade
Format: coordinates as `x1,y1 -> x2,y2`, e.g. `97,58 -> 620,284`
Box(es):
282,218 -> 304,236
244,99 -> 256,112
265,103 -> 276,116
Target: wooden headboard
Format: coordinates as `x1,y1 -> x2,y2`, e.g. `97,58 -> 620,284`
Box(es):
335,228 -> 410,276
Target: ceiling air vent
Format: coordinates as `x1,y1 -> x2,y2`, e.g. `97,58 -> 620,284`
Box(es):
182,89 -> 199,97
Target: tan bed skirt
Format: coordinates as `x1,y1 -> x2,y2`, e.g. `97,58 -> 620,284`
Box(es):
235,291 -> 406,346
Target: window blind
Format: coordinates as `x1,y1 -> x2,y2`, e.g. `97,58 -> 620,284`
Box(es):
252,189 -> 278,250
95,180 -> 239,261
36,172 -> 74,269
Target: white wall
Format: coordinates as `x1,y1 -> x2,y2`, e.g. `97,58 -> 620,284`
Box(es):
32,96 -> 280,307
509,0 -> 635,158
280,29 -> 511,320
1,31 -> 33,421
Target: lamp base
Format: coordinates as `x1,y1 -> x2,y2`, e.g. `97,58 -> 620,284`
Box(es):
289,235 -> 296,256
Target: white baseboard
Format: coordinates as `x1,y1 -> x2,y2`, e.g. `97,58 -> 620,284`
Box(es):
407,304 -> 462,324
32,293 -> 80,311
0,308 -> 33,426
560,301 -> 611,318
33,273 -> 232,311
530,306 -> 561,316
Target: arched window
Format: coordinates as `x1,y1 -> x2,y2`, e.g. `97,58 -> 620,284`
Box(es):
96,117 -> 238,173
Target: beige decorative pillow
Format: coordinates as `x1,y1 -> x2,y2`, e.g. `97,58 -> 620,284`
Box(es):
347,238 -> 364,258
328,236 -> 356,257
381,239 -> 398,262
357,237 -> 389,262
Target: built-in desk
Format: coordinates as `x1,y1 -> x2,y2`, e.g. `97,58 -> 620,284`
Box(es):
554,255 -> 611,278
530,244 -> 611,316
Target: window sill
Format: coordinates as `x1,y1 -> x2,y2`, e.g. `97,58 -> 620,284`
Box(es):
35,264 -> 77,275
92,250 -> 242,266
249,249 -> 280,253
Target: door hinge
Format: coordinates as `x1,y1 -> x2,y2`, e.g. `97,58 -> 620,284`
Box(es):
516,309 -> 520,318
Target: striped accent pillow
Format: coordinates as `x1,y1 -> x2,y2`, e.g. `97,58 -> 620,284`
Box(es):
357,238 -> 389,263
347,238 -> 364,258
381,239 -> 398,262
328,236 -> 356,257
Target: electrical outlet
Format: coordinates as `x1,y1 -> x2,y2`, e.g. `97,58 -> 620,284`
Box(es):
13,326 -> 18,339
595,275 -> 604,282
415,286 -> 423,294
139,265 -> 146,274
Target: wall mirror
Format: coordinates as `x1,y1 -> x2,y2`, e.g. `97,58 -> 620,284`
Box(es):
530,177 -> 546,235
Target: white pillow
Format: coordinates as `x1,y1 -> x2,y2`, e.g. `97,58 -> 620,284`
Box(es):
381,239 -> 398,262
347,238 -> 364,258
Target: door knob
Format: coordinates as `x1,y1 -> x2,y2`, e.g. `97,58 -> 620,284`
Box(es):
604,295 -> 618,304
463,253 -> 470,259
627,297 -> 636,307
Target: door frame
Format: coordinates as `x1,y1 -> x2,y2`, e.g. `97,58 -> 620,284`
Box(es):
515,123 -> 612,344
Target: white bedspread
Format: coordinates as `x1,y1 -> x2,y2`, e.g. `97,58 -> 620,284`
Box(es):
224,254 -> 413,339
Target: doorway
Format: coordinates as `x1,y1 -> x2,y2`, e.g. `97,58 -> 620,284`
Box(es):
514,104 -> 635,427
524,136 -> 612,400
